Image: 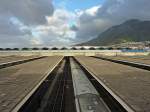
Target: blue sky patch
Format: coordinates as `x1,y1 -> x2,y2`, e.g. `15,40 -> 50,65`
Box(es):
53,0 -> 104,11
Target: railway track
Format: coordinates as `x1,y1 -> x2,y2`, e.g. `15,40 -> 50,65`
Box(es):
93,56 -> 150,71
10,56 -> 134,112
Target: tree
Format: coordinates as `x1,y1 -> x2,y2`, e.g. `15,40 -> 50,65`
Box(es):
80,47 -> 86,50
13,48 -> 19,50
32,48 -> 39,50
108,47 -> 113,50
5,48 -> 12,50
98,47 -> 105,50
0,48 -> 4,51
71,47 -> 77,50
51,47 -> 58,50
61,47 -> 67,50
22,48 -> 29,50
89,47 -> 96,50
42,47 -> 49,50
116,47 -> 123,50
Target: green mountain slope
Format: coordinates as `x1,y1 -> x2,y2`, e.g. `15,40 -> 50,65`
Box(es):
78,19 -> 150,46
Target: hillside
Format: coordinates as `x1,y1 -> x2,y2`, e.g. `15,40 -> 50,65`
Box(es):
78,19 -> 150,46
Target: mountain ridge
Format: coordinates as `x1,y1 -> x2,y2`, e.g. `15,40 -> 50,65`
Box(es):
77,19 -> 150,46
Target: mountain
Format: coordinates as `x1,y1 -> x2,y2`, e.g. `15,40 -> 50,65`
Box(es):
78,19 -> 150,46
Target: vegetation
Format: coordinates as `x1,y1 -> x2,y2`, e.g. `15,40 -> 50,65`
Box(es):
98,47 -> 105,50
5,48 -> 12,50
61,47 -> 67,50
89,47 -> 96,50
51,47 -> 58,50
71,47 -> 77,50
32,48 -> 39,50
13,48 -> 19,50
22,48 -> 29,50
42,47 -> 49,50
107,47 -> 114,50
116,47 -> 123,50
80,47 -> 86,50
0,48 -> 4,50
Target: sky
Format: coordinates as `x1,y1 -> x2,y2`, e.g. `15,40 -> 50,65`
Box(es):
0,0 -> 150,47
53,0 -> 104,11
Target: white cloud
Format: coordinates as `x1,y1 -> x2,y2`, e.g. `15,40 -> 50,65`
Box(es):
29,8 -> 77,46
85,5 -> 101,16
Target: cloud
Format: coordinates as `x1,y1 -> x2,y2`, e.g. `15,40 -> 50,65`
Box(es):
70,25 -> 78,31
30,9 -> 77,46
0,0 -> 54,47
0,15 -> 35,48
85,5 -> 102,16
0,16 -> 23,36
74,0 -> 150,43
0,0 -> 54,25
0,3 -> 76,47
96,0 -> 150,23
75,18 -> 112,43
74,5 -> 111,43
0,35 -> 33,48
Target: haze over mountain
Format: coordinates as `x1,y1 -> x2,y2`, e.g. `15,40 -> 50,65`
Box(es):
78,19 -> 150,46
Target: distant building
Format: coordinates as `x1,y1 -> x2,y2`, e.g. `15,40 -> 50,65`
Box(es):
110,41 -> 150,49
